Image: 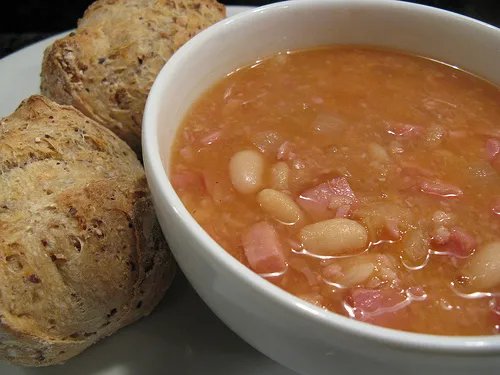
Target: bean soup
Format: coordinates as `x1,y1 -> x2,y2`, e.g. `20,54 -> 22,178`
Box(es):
168,47 -> 500,335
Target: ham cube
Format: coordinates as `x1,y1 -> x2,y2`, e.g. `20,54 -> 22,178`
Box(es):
433,227 -> 477,257
347,287 -> 410,328
349,288 -> 407,314
242,221 -> 287,274
335,204 -> 351,218
171,171 -> 205,192
297,177 -> 356,220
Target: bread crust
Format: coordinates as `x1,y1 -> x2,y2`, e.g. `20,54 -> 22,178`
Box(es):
0,95 -> 175,366
40,0 -> 226,153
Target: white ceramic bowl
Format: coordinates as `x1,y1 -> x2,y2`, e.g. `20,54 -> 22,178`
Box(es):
143,1 -> 500,374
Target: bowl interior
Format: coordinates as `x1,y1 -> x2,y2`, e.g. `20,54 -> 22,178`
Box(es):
152,0 -> 500,170
144,0 -> 500,352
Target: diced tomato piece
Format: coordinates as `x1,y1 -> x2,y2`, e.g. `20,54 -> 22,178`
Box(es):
242,221 -> 286,274
297,177 -> 356,220
420,179 -> 463,197
171,171 -> 205,192
433,227 -> 477,257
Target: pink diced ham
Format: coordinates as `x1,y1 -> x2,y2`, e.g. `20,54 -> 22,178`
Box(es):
384,217 -> 402,239
347,287 -> 410,329
420,179 -> 463,197
297,177 -> 356,220
349,288 -> 405,313
486,138 -> 500,162
335,204 -> 351,218
242,221 -> 287,274
171,171 -> 205,192
432,227 -> 477,257
200,131 -> 222,145
201,172 -> 233,203
328,195 -> 353,209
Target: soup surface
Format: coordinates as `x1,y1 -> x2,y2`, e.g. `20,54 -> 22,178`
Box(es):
169,47 -> 500,335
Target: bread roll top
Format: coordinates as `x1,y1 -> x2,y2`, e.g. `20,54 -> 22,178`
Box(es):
0,95 -> 174,366
41,0 -> 226,153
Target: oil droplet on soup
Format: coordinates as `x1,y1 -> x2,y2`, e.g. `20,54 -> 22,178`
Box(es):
168,46 -> 500,336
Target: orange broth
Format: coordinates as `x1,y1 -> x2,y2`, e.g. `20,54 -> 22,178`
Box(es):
168,47 -> 500,335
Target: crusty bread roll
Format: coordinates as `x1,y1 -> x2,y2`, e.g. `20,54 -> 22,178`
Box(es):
40,0 -> 226,154
0,95 -> 175,366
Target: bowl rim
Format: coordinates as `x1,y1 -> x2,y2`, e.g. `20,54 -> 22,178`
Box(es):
143,0 -> 500,354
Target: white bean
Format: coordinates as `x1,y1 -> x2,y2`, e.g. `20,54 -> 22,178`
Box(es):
229,150 -> 265,194
339,262 -> 375,287
300,218 -> 368,256
270,162 -> 290,190
463,242 -> 500,289
402,228 -> 429,266
257,189 -> 301,224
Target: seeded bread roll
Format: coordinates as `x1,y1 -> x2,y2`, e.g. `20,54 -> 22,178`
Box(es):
40,0 -> 226,154
0,95 -> 175,366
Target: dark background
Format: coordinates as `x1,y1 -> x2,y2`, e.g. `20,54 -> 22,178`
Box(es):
1,0 -> 499,58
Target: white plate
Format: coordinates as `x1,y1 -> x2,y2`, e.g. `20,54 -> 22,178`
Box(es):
0,6 -> 296,375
